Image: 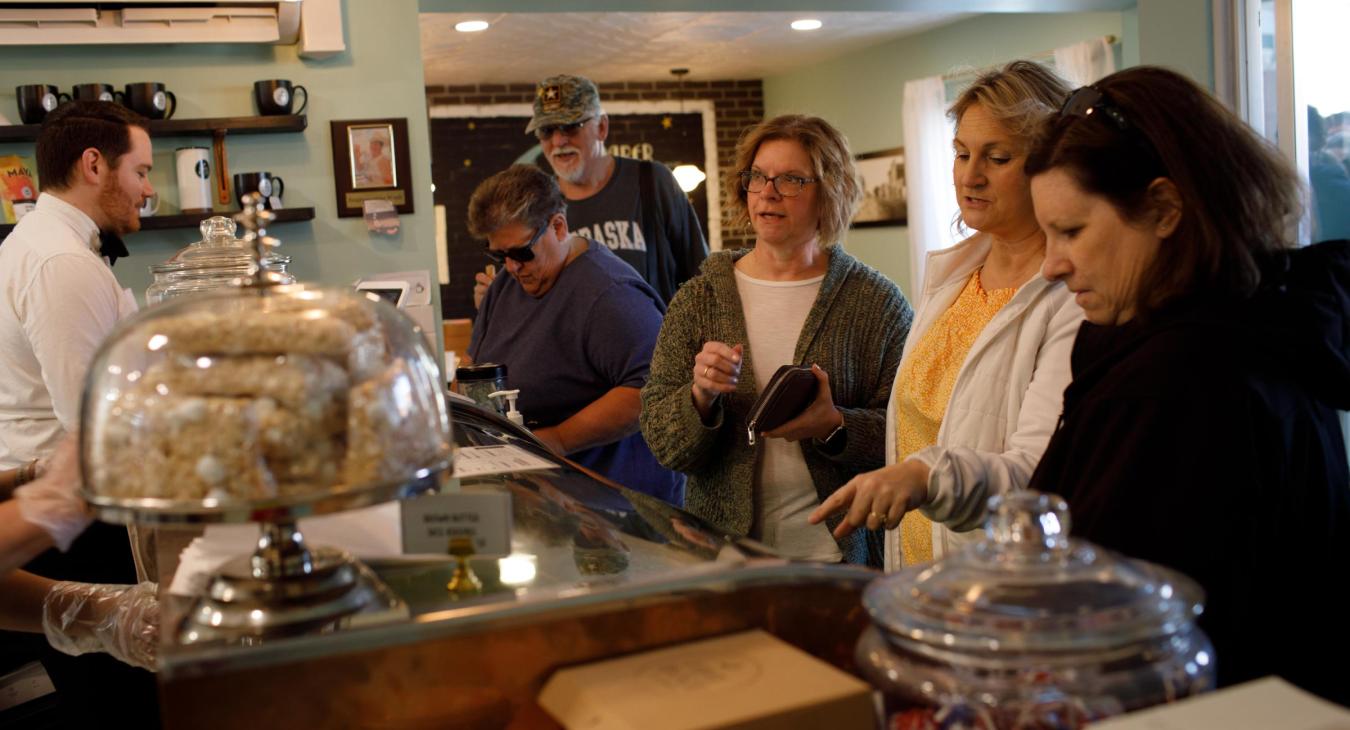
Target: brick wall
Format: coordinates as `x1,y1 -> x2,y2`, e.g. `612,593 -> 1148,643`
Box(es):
426,78 -> 765,250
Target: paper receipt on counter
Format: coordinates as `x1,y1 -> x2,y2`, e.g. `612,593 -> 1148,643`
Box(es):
454,444 -> 556,478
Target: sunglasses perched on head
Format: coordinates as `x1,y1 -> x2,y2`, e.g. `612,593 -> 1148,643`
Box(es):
1061,86 -> 1132,132
484,224 -> 546,265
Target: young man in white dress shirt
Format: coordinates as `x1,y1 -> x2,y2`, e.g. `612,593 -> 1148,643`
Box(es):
0,101 -> 153,475
0,101 -> 159,725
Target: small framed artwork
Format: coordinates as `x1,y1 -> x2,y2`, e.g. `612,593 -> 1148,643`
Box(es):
852,147 -> 907,228
330,117 -> 415,218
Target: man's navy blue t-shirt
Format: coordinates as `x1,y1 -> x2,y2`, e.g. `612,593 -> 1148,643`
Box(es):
469,239 -> 684,506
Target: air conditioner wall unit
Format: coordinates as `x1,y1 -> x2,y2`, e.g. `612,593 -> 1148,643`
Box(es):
0,1 -> 310,47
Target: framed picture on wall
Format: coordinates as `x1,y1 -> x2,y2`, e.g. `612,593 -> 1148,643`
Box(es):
852,147 -> 907,228
330,117 -> 415,218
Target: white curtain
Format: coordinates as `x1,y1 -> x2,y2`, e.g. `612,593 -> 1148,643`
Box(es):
1053,37 -> 1117,87
902,75 -> 960,297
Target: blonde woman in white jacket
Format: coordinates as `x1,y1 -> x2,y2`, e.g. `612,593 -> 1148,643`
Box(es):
811,61 -> 1083,568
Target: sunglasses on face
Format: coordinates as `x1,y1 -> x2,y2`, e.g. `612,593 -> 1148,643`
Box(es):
484,224 -> 547,265
535,117 -> 593,140
1061,86 -> 1132,132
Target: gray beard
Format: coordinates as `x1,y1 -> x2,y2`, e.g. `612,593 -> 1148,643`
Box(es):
549,145 -> 592,185
554,164 -> 586,185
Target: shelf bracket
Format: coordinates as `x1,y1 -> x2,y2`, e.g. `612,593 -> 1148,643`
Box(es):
212,129 -> 231,206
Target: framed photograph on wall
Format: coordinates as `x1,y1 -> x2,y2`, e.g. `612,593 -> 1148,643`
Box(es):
331,117 -> 415,218
852,147 -> 907,228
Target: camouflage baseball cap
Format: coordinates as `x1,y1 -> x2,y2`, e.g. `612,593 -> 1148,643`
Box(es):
525,75 -> 603,135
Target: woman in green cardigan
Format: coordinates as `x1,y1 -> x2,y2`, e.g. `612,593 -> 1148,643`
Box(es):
639,115 -> 913,566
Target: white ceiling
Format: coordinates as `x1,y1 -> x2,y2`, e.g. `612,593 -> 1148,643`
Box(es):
420,12 -> 974,86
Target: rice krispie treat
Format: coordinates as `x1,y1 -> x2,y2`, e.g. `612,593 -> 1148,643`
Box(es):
151,304 -> 390,383
345,360 -> 446,486
93,293 -> 446,502
268,294 -> 379,333
103,395 -> 276,501
142,353 -> 348,433
266,295 -> 389,380
153,310 -> 360,361
252,397 -> 343,489
92,387 -> 157,500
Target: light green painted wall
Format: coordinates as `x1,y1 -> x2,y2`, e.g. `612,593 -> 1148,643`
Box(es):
1136,0 -> 1213,88
762,12 -> 1126,295
1122,4 -> 1142,68
0,0 -> 440,332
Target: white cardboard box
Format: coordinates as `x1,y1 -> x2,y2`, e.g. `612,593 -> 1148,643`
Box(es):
538,629 -> 875,730
1089,677 -> 1350,729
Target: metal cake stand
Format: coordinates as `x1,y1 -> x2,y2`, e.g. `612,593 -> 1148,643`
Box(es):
82,461 -> 449,645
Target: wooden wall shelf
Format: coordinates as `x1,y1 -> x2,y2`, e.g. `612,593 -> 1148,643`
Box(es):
0,114 -> 307,143
0,206 -> 315,238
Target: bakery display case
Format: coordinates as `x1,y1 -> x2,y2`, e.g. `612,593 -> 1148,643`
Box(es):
151,397 -> 878,728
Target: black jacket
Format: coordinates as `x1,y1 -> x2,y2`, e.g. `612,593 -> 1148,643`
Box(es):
1029,240 -> 1350,705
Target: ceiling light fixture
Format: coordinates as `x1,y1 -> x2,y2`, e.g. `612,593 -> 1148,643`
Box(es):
669,68 -> 707,194
790,19 -> 823,31
454,20 -> 489,33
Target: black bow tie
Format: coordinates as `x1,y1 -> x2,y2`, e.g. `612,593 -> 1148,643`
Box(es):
98,231 -> 128,266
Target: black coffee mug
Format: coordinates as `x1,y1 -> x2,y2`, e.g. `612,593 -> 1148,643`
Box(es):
253,80 -> 307,116
123,82 -> 176,120
233,171 -> 285,209
72,83 -> 116,103
16,84 -> 69,124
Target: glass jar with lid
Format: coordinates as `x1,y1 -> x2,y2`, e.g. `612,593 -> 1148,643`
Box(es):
856,491 -> 1215,729
145,216 -> 293,305
454,363 -> 508,413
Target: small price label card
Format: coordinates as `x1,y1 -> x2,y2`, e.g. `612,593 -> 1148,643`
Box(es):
453,444 -> 556,478
400,491 -> 512,556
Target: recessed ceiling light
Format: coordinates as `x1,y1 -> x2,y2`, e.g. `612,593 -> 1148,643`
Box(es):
455,20 -> 489,33
790,19 -> 823,31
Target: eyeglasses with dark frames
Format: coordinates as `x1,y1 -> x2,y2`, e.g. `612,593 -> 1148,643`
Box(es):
534,117 -> 594,140
1061,86 -> 1132,132
484,224 -> 547,265
739,170 -> 817,197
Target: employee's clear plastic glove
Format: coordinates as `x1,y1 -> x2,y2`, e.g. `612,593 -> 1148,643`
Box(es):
42,581 -> 159,672
13,437 -> 92,551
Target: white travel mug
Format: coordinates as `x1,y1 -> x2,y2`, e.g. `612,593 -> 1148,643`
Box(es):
175,146 -> 212,212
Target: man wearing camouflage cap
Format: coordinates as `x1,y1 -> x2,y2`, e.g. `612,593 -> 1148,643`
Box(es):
477,74 -> 707,306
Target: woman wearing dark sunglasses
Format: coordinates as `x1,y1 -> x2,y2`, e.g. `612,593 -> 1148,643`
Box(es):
466,164 -> 684,506
1025,67 -> 1349,702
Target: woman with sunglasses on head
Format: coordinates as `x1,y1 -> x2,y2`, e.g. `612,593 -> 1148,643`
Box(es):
641,115 -> 913,566
810,61 -> 1083,569
1024,67 -> 1349,702
466,164 -> 683,506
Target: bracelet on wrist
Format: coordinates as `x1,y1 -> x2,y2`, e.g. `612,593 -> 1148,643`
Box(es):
17,459 -> 39,487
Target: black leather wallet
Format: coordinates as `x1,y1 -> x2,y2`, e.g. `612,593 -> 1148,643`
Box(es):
745,364 -> 818,445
